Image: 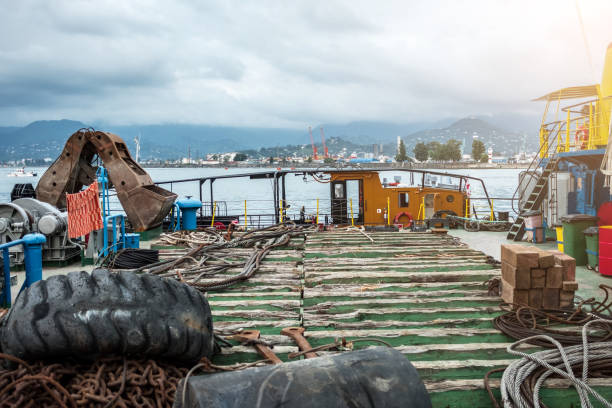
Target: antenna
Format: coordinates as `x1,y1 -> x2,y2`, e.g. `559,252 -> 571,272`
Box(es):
134,133 -> 141,163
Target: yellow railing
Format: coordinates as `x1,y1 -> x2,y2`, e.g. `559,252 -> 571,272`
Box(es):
539,99 -> 609,158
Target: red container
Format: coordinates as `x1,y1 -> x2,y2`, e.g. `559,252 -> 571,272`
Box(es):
599,256 -> 612,276
599,226 -> 612,276
600,225 -> 612,243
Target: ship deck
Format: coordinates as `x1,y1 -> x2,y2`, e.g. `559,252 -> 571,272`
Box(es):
155,229 -> 612,407
5,229 -> 611,406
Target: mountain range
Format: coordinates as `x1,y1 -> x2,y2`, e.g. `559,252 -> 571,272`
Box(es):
0,114 -> 541,161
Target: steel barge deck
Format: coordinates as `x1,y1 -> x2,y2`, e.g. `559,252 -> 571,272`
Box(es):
152,229 -> 612,407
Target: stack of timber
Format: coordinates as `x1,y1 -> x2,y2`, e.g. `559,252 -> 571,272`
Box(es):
501,244 -> 578,308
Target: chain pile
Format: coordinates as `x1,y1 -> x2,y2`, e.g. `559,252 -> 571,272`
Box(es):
139,224 -> 312,292
490,320 -> 612,408
0,354 -> 189,407
493,285 -> 612,347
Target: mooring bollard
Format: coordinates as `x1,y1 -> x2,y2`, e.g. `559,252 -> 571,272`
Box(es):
22,233 -> 46,289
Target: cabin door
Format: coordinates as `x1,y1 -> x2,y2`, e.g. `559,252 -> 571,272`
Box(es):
330,181 -> 347,224
346,179 -> 363,223
425,193 -> 435,219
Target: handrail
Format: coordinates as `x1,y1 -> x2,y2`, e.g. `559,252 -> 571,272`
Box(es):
153,168 -> 497,223
511,123 -> 561,214
0,233 -> 46,308
99,214 -> 126,258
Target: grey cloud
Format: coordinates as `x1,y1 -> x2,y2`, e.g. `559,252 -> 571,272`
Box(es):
0,0 -> 611,127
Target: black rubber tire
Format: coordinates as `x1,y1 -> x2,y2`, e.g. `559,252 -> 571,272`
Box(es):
0,269 -> 215,363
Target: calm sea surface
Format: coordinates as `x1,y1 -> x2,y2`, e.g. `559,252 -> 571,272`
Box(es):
0,167 -> 522,218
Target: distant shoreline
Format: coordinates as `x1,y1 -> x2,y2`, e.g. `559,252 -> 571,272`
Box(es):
140,162 -> 529,170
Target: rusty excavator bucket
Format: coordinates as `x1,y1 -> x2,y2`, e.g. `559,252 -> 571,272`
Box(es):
36,129 -> 177,231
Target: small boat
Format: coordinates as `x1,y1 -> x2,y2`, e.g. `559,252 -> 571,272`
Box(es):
7,168 -> 37,177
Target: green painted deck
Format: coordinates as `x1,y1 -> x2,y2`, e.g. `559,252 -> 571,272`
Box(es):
158,230 -> 612,407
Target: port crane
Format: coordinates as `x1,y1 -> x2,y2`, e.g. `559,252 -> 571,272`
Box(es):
308,126 -> 318,160
320,127 -> 329,158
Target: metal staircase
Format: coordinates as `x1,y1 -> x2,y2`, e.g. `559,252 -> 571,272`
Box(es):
507,124 -> 563,241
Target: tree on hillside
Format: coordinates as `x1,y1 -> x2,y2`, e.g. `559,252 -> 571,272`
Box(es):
234,153 -> 247,161
427,140 -> 461,161
444,139 -> 462,161
413,142 -> 428,162
427,142 -> 443,160
395,139 -> 408,162
471,139 -> 485,161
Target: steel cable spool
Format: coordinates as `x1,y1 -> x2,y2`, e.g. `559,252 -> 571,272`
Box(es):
108,248 -> 159,269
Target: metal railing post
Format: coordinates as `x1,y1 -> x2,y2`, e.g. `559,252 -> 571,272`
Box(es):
588,103 -> 594,149
565,110 -> 571,152
387,197 -> 390,226
1,248 -> 11,307
22,233 -> 45,291
244,200 -> 248,230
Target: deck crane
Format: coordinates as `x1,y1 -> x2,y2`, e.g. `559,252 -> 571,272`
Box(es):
320,127 -> 329,158
308,126 -> 318,160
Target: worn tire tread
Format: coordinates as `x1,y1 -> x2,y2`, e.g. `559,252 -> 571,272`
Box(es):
0,270 -> 214,363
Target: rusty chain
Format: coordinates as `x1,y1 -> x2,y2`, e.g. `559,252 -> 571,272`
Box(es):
0,354 -> 189,407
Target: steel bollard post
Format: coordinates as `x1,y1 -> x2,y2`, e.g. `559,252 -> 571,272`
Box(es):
21,233 -> 46,291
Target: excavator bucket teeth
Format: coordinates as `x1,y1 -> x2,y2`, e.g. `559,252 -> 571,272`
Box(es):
36,129 -> 177,232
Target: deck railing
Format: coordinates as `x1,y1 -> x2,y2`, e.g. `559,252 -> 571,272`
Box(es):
0,233 -> 45,308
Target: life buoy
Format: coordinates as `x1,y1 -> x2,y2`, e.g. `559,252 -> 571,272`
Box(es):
393,211 -> 413,228
576,125 -> 589,149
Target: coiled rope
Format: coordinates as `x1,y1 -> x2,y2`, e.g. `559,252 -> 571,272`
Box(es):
498,319 -> 612,408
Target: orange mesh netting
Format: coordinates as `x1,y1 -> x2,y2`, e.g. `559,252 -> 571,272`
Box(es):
66,182 -> 103,238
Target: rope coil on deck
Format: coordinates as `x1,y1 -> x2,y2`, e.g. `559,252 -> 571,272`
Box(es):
493,286 -> 612,347
498,320 -> 612,408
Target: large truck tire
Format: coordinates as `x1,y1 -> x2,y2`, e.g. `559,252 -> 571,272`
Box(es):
0,269 -> 215,363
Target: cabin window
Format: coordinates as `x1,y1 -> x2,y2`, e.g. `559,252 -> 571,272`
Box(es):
398,192 -> 409,207
334,184 -> 345,199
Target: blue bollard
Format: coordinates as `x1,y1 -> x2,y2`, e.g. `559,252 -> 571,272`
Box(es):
21,233 -> 46,293
176,198 -> 202,231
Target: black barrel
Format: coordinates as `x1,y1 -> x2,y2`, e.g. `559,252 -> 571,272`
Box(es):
10,183 -> 35,201
175,347 -> 431,408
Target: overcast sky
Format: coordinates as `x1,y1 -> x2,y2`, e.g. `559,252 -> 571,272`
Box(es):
1,0 -> 611,128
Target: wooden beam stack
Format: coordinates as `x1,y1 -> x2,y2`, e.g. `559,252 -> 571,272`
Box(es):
500,244 -> 577,309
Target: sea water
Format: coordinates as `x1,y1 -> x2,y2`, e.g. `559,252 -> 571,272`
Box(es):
0,166 -> 523,219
